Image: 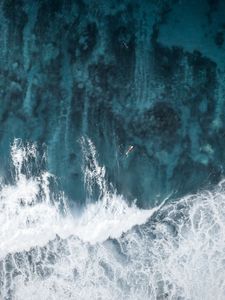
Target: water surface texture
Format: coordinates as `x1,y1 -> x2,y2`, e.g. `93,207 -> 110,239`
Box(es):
1,1 -> 225,299
1,0 -> 225,205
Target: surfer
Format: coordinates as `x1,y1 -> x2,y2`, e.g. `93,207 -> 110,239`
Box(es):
125,145 -> 134,156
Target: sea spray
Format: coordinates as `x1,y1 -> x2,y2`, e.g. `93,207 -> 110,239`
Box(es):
1,139 -> 225,299
12,181 -> 225,300
0,139 -> 156,299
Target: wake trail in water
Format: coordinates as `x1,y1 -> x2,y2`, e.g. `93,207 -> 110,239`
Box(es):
0,138 -> 225,300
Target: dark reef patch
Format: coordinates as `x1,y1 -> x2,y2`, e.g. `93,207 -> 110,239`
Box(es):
0,0 -> 224,207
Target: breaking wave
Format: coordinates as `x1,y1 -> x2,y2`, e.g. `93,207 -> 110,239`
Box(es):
0,138 -> 225,300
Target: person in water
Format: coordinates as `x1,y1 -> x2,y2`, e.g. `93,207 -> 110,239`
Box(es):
125,145 -> 134,156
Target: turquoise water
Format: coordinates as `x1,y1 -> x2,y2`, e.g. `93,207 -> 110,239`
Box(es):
0,1 -> 225,299
0,0 -> 224,206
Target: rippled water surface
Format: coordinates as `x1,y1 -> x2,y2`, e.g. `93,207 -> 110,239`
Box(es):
1,1 -> 225,299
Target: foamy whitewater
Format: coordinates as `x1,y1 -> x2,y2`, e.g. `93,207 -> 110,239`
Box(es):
0,138 -> 225,299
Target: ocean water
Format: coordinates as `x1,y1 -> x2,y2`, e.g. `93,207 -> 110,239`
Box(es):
1,0 -> 225,299
1,139 -> 225,300
0,0 -> 225,205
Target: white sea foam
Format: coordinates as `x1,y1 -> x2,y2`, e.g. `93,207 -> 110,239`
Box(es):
1,139 -> 225,300
0,139 -> 155,257
75,137 -> 161,243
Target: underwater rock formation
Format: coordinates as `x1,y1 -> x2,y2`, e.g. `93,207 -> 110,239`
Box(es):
0,0 -> 225,206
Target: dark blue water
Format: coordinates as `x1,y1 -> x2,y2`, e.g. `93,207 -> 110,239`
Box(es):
0,0 -> 225,207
